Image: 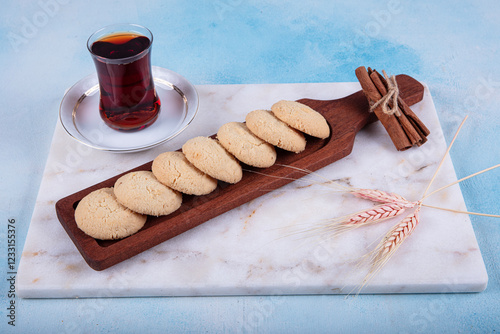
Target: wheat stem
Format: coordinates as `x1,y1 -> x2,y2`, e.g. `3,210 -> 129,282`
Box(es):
421,204 -> 500,218
421,115 -> 468,198
421,163 -> 500,201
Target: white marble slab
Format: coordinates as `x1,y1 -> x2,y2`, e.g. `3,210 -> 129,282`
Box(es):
17,81 -> 487,298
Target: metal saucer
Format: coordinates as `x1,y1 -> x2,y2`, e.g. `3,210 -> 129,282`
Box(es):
59,66 -> 199,153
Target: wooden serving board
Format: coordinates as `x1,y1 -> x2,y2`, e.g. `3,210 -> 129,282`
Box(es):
55,75 -> 424,271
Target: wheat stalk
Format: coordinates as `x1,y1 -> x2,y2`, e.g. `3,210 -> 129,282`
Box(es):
376,207 -> 420,259
346,202 -> 410,225
353,116 -> 500,292
295,202 -> 410,241
243,164 -> 352,194
351,188 -> 414,207
266,116 -> 497,295
352,118 -> 467,291
354,206 -> 421,293
245,117 -> 497,294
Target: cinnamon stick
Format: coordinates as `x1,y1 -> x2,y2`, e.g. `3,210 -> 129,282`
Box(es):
369,70 -> 423,146
372,69 -> 430,145
355,66 -> 412,151
355,66 -> 430,150
398,96 -> 430,138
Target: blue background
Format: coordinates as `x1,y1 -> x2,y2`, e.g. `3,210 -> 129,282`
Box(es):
1,0 -> 499,332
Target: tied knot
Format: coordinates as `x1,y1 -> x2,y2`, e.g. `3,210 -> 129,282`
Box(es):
369,71 -> 401,116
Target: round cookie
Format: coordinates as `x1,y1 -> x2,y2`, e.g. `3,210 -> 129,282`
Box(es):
182,136 -> 243,184
75,187 -> 146,240
217,122 -> 277,168
113,171 -> 182,216
245,109 -> 306,153
152,151 -> 218,195
271,100 -> 330,139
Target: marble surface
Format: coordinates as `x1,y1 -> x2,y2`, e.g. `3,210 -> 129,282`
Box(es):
2,0 -> 500,332
17,81 -> 487,298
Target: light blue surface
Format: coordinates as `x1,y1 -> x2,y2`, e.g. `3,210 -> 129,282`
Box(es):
1,0 -> 499,332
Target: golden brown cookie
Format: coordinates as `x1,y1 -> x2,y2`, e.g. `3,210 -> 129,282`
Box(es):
217,122 -> 277,168
271,100 -> 330,139
245,109 -> 306,153
182,136 -> 243,184
74,187 -> 147,240
113,171 -> 182,216
152,151 -> 218,195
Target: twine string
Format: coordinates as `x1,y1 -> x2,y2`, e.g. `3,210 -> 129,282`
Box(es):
369,70 -> 401,116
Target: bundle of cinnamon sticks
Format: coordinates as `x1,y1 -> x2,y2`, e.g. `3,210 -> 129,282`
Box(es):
355,66 -> 430,151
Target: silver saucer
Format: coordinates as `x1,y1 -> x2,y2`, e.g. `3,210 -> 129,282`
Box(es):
59,66 -> 199,153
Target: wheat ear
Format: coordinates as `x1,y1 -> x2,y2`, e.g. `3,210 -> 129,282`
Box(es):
356,206 -> 421,292
293,202 -> 411,241
351,188 -> 414,207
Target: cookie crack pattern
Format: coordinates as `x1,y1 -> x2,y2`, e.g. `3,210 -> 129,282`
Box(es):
169,161 -> 183,186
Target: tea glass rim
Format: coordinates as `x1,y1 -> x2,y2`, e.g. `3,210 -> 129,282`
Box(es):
87,23 -> 154,64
